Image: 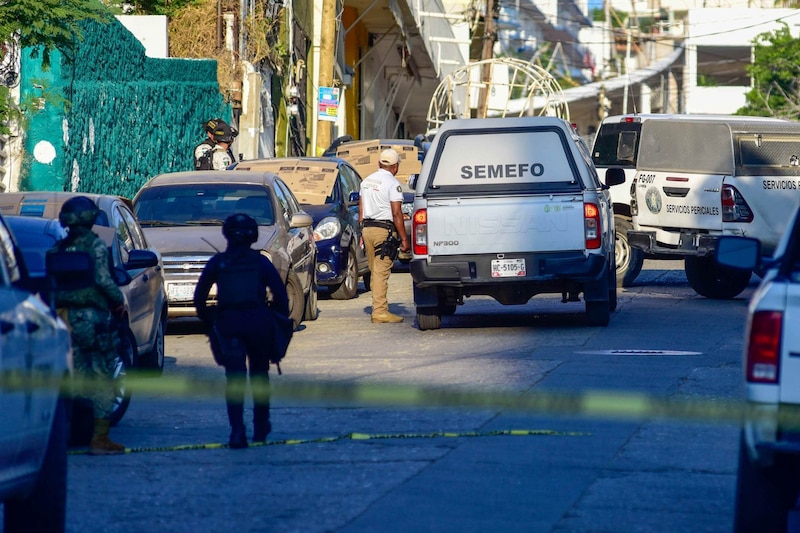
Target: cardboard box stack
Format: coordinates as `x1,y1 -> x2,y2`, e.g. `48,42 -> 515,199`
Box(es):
335,140 -> 421,186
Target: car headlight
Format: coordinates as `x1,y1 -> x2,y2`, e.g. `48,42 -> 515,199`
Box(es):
314,217 -> 341,241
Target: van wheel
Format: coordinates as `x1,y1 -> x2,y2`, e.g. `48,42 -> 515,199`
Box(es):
330,247 -> 358,300
286,271 -> 305,327
615,216 -> 644,287
685,256 -> 751,299
586,299 -> 611,326
4,398 -> 67,532
734,432 -> 800,532
417,312 -> 442,331
109,325 -> 134,426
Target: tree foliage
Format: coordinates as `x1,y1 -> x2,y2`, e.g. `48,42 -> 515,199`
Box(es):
737,22 -> 800,118
0,0 -> 111,69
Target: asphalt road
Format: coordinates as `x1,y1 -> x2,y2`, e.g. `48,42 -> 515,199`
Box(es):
47,260 -> 756,532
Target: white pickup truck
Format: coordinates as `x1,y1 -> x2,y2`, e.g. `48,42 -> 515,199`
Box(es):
409,117 -> 623,330
629,116 -> 800,299
715,204 -> 800,531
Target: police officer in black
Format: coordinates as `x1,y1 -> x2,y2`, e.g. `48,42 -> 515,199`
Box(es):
193,213 -> 290,449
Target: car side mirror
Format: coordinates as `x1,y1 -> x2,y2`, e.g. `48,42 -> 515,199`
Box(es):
290,212 -> 314,229
124,249 -> 159,270
348,191 -> 360,206
605,168 -> 625,187
408,174 -> 418,190
715,236 -> 760,271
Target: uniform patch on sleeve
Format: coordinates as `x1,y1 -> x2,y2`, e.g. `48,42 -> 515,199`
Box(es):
396,185 -> 402,193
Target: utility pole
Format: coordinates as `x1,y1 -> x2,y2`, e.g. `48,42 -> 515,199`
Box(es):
477,0 -> 495,118
317,0 -> 336,155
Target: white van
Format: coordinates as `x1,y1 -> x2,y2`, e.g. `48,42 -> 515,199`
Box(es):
629,115 -> 800,299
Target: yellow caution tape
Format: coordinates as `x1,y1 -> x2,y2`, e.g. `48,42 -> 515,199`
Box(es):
68,428 -> 589,455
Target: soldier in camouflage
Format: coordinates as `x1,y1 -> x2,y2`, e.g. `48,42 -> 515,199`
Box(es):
49,196 -> 127,456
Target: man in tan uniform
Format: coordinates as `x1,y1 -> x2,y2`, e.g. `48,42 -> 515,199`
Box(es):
358,149 -> 410,323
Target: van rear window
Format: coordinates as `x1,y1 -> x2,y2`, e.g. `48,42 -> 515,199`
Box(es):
429,128 -> 579,192
591,122 -> 641,167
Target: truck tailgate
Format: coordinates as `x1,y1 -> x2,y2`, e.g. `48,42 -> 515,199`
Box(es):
781,281 -> 800,404
426,195 -> 586,256
635,171 -> 724,232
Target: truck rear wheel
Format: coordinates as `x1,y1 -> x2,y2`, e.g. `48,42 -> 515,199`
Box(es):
733,432 -> 800,532
615,216 -> 644,287
685,256 -> 751,299
416,312 -> 442,331
586,299 -> 611,326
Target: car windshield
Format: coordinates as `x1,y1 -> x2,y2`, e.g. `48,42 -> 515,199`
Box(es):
134,185 -> 275,226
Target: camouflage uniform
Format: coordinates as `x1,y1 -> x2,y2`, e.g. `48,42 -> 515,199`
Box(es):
52,225 -> 124,419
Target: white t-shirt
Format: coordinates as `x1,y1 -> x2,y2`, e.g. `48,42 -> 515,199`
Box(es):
360,168 -> 403,221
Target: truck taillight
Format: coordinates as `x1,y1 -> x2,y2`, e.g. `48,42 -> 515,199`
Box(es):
630,177 -> 638,216
412,209 -> 428,255
584,203 -> 601,249
721,184 -> 754,222
746,310 -> 782,383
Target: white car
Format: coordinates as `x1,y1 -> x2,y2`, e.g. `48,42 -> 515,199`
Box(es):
0,212 -> 84,531
715,205 -> 800,532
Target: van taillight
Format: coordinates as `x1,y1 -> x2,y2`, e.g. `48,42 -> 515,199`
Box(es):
746,310 -> 782,383
721,184 -> 754,222
584,203 -> 601,249
412,209 -> 428,255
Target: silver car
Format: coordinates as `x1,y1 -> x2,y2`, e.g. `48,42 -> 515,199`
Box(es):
132,170 -> 317,326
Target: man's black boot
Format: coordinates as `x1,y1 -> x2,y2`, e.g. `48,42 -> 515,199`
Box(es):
229,424 -> 248,449
253,405 -> 271,442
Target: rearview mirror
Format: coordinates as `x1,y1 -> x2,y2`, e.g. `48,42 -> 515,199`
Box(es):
715,236 -> 760,270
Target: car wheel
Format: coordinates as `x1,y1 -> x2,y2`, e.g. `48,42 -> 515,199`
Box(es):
4,397 -> 67,532
108,325 -> 134,426
733,432 -> 800,532
685,256 -> 752,299
140,311 -> 166,375
304,272 -> 319,321
586,299 -> 611,326
330,247 -> 358,300
417,312 -> 442,331
286,270 -> 305,328
615,216 -> 644,287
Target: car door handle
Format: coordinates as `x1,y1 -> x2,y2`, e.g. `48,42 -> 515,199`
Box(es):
0,320 -> 14,334
26,321 -> 40,333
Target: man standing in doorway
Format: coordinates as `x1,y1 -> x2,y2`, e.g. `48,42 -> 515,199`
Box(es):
359,148 -> 410,323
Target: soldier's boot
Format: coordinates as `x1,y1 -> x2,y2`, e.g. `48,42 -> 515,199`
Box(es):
227,402 -> 248,449
88,418 -> 125,456
253,404 -> 271,443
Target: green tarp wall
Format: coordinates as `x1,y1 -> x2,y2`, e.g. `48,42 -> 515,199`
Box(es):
21,18 -> 229,198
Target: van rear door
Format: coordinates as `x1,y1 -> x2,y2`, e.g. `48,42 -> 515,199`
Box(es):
634,121 -> 731,233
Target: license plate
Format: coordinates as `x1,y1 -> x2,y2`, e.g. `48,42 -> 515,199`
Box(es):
491,258 -> 526,277
168,283 -> 196,302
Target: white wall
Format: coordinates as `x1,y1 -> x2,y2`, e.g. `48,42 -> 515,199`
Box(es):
685,8 -> 800,115
116,15 -> 169,58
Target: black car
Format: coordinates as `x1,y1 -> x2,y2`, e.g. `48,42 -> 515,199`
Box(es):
233,157 -> 370,299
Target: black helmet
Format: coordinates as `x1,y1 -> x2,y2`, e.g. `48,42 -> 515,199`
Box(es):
222,213 -> 258,245
212,123 -> 235,144
59,196 -> 100,228
204,118 -> 226,134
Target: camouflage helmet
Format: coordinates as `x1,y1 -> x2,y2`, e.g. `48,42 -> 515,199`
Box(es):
222,213 -> 258,245
59,196 -> 100,228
